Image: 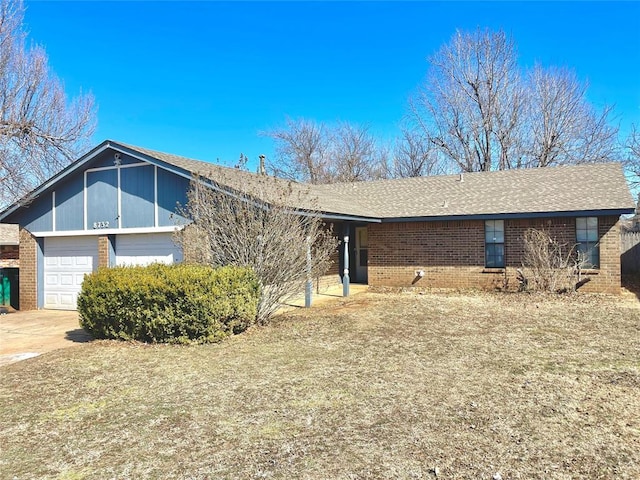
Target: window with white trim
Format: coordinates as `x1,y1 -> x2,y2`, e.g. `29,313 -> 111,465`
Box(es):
576,217 -> 599,268
485,220 -> 505,268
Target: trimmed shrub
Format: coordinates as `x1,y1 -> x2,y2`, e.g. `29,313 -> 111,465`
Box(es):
78,264 -> 259,344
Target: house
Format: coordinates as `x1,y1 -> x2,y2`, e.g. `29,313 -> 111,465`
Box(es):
0,140 -> 635,310
0,223 -> 19,268
0,223 -> 19,308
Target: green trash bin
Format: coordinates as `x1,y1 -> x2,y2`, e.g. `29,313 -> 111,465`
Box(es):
0,273 -> 7,305
0,268 -> 19,309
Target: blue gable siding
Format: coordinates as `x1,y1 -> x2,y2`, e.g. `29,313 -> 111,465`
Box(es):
55,175 -> 84,231
121,165 -> 154,228
6,192 -> 53,231
87,169 -> 118,229
4,146 -> 195,233
90,151 -> 118,169
157,169 -> 189,226
91,150 -> 142,168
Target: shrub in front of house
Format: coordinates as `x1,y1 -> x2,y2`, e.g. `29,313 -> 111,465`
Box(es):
78,264 -> 259,344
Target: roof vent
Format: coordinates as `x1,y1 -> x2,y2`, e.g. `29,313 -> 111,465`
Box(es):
459,173 -> 464,182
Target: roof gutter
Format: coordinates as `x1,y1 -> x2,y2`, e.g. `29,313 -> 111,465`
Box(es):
381,208 -> 636,223
315,212 -> 382,223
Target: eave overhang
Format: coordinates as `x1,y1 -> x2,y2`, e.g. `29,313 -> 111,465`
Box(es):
380,208 -> 636,223
316,212 -> 382,223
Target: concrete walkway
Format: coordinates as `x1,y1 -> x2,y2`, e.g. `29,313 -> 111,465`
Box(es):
279,283 -> 369,312
0,310 -> 91,366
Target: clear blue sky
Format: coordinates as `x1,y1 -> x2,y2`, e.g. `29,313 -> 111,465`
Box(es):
23,1 -> 640,171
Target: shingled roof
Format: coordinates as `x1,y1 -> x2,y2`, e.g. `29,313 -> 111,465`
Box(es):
118,142 -> 634,221
113,142 -> 378,220
2,140 -> 633,223
312,163 -> 636,219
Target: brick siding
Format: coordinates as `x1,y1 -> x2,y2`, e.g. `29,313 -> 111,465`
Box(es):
368,215 -> 623,294
314,223 -> 344,291
98,235 -> 110,268
18,229 -> 38,310
0,244 -> 19,268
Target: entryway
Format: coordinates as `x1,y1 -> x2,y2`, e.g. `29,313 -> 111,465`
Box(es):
355,226 -> 368,284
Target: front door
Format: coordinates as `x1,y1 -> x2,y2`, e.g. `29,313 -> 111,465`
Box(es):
355,227 -> 368,283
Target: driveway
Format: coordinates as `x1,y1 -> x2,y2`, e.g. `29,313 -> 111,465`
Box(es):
0,310 -> 91,366
0,285 -> 368,367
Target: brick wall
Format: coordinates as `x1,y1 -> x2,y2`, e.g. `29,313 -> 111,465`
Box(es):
584,215 -> 622,294
311,221 -> 342,292
0,245 -> 19,268
18,229 -> 38,310
325,226 -> 341,278
368,215 -> 623,294
98,235 -> 110,268
315,273 -> 342,293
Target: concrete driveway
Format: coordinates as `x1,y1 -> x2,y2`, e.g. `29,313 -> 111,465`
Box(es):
0,285 -> 368,367
0,310 -> 92,366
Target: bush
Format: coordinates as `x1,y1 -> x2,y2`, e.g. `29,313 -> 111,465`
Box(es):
78,264 -> 259,344
519,228 -> 587,293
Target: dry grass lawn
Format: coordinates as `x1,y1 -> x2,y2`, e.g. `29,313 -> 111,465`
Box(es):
1,291 -> 639,479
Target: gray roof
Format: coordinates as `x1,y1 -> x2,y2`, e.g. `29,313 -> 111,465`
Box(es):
119,142 -> 634,220
115,142 -> 327,214
312,163 -> 636,219
3,140 -> 632,223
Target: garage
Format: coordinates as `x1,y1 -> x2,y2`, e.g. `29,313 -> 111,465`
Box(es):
44,236 -> 98,310
115,233 -> 182,266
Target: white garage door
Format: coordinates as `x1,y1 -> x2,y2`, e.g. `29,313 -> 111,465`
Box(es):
44,236 -> 98,310
115,233 -> 182,266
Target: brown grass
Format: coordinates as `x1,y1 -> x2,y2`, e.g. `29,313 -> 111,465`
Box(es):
1,291 -> 639,479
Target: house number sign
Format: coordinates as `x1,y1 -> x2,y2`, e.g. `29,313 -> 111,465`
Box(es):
93,221 -> 110,229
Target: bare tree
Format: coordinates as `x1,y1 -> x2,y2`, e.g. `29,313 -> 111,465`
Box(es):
411,29 -> 524,172
391,128 -> 443,178
176,173 -> 338,323
263,117 -> 330,184
0,0 -> 96,207
327,122 -> 388,182
410,28 -> 618,173
526,65 -> 618,167
265,118 -> 388,183
625,124 -> 640,191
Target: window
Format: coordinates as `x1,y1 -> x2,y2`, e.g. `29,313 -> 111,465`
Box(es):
576,217 -> 599,268
485,220 -> 505,268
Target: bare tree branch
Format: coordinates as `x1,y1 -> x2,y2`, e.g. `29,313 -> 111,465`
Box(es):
526,65 -> 617,167
0,0 -> 96,207
408,28 -> 618,173
390,128 -> 444,178
327,122 -> 387,182
624,124 -> 640,195
175,173 -> 338,323
264,118 -> 389,183
520,228 -> 590,293
261,117 -> 330,184
410,29 -> 523,172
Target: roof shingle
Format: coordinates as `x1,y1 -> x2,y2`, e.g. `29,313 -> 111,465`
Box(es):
113,141 -> 638,220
